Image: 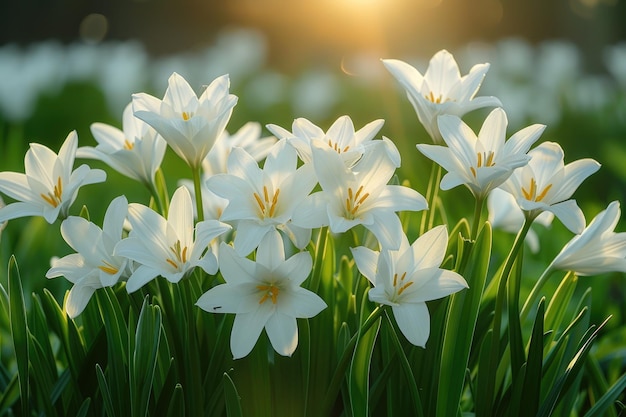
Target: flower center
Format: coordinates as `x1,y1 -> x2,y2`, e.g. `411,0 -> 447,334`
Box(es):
345,185 -> 369,219
166,239 -> 189,270
521,178 -> 553,202
470,151 -> 496,178
257,283 -> 280,304
425,91 -> 451,104
40,176 -> 63,208
182,111 -> 193,121
253,185 -> 280,218
392,271 -> 413,299
124,139 -> 134,150
327,139 -> 350,154
98,260 -> 119,275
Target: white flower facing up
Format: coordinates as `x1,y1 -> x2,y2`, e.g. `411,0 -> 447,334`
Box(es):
550,201 -> 626,276
417,108 -> 545,200
196,230 -> 327,359
383,50 -> 501,144
132,72 -> 238,169
499,141 -> 600,234
206,140 -> 317,256
292,141 -> 427,250
0,131 -> 106,224
487,188 -> 553,254
266,115 -> 393,167
114,186 -> 231,293
78,102 -> 167,187
351,225 -> 468,347
46,196 -> 131,318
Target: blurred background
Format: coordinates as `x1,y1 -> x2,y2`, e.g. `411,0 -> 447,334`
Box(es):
0,0 -> 625,338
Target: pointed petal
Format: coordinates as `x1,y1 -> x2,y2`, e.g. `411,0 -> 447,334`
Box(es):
196,283 -> 261,314
65,281 -> 97,318
392,303 -> 430,347
351,246 -> 379,284
265,313 -> 298,356
367,211 -> 404,250
218,242 -> 257,285
256,229 -> 285,269
279,287 -> 327,318
548,200 -> 586,234
125,264 -> 159,293
231,308 -> 272,359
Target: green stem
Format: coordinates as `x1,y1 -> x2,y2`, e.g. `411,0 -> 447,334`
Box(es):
483,217 -> 533,415
420,163 -> 442,234
321,305 -> 386,416
192,166 -> 205,222
520,265 -> 555,322
471,195 -> 486,242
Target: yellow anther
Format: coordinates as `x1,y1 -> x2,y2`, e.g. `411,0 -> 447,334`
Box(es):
166,258 -> 178,269
345,185 -> 369,218
398,281 -> 414,295
98,260 -> 119,275
254,186 -> 280,218
182,111 -> 191,121
41,176 -> 63,208
535,183 -> 552,202
257,284 -> 280,304
521,178 -> 552,202
470,166 -> 477,178
123,139 -> 134,150
166,240 -> 188,270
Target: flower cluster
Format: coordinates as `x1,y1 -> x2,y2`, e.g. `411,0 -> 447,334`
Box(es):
0,49 -> 624,367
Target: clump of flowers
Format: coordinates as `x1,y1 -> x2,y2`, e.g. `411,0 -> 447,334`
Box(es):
0,49 -> 624,417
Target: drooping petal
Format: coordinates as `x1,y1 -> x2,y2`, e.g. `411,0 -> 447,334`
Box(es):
196,283 -> 262,314
230,307 -> 272,359
65,279 -> 98,318
265,312 -> 298,357
546,200 -> 586,234
392,302 -> 431,347
125,264 -> 159,293
351,246 -> 380,285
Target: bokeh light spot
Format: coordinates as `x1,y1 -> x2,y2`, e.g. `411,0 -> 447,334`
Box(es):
79,13 -> 109,44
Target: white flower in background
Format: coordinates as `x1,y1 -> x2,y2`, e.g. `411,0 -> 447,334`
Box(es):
550,201 -> 626,276
203,121 -> 277,176
499,141 -> 600,234
292,141 -> 427,250
196,230 -> 327,359
132,72 -> 238,169
46,196 -> 131,318
291,69 -> 340,120
487,188 -> 553,253
206,141 -> 317,256
78,103 -> 167,187
114,186 -> 231,292
266,115 -> 389,167
382,49 -> 501,143
351,225 -> 468,347
417,108 -> 545,199
0,131 -> 106,224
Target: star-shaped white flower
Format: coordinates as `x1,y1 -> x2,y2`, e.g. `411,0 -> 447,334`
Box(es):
292,141 -> 427,250
132,72 -> 238,169
46,196 -> 131,318
551,201 -> 626,276
206,140 -> 317,256
114,186 -> 231,292
418,108 -> 545,199
351,225 -> 468,347
499,141 -> 600,234
78,102 -> 167,187
487,188 -> 553,253
196,230 -> 327,359
0,130 -> 106,224
266,115 -> 393,167
383,50 -> 501,143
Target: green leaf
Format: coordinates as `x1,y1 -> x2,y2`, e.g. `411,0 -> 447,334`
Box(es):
166,384 -> 185,417
8,255 -> 29,415
544,272 -> 577,335
583,372 -> 626,417
437,222 -> 492,417
507,251 -> 525,383
349,292 -> 381,417
96,363 -> 116,417
521,297 -> 545,417
76,397 -> 91,417
223,372 -> 243,417
78,205 -> 90,221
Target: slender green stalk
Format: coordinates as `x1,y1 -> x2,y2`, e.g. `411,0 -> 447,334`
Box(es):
192,166 -> 205,222
321,305 -> 386,416
520,265 -> 555,322
148,182 -> 166,217
482,218 -> 533,415
470,195 -> 485,242
420,163 -> 442,234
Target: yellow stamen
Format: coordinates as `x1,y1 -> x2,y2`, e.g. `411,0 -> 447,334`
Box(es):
253,192 -> 266,212
398,281 -> 414,295
254,186 -> 280,218
166,240 -> 189,270
182,111 -> 191,121
521,178 -> 552,202
470,166 -> 477,178
98,260 -> 119,275
166,258 -> 178,269
477,152 -> 482,167
345,185 -> 369,218
40,176 -> 63,208
123,139 -> 134,150
269,189 -> 280,217
535,183 -> 553,202
257,284 -> 280,304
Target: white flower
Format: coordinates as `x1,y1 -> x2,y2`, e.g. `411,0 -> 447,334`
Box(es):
417,108 -> 545,199
206,140 -> 317,256
499,141 -> 600,234
487,188 -> 553,253
0,131 -> 106,224
351,225 -> 468,347
78,103 -> 167,187
383,50 -> 501,143
196,230 -> 327,359
203,121 -> 277,176
292,141 -> 427,249
266,115 -> 391,167
551,201 -> 626,276
46,196 -> 131,318
132,72 -> 238,169
114,186 -> 231,292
